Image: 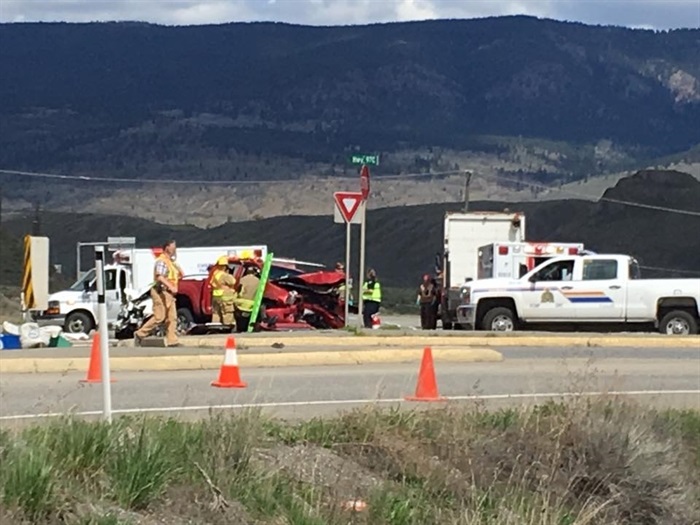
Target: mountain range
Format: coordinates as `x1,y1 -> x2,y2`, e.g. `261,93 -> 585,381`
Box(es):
0,17 -> 699,223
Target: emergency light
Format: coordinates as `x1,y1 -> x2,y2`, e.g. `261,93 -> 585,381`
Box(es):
498,245 -> 509,255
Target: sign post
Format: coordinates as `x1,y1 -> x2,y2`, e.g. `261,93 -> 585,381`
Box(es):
94,246 -> 112,422
344,220 -> 351,327
333,191 -> 364,328
357,165 -> 371,328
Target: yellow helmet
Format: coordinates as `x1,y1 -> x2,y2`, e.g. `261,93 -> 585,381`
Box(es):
216,255 -> 229,266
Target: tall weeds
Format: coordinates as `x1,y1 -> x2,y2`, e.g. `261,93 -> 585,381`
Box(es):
0,401 -> 697,524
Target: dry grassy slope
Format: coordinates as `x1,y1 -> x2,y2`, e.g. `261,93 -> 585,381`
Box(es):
3,170 -> 699,287
0,147 -> 590,227
3,156 -> 698,229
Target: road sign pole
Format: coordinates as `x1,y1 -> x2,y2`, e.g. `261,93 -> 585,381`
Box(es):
358,201 -> 366,329
344,221 -> 351,327
94,246 -> 112,423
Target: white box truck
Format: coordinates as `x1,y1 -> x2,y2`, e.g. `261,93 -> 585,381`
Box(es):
33,244 -> 267,334
439,211 -> 525,329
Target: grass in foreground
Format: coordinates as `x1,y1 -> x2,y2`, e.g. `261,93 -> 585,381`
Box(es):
0,400 -> 698,524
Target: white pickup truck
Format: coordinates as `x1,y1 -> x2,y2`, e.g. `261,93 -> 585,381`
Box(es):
456,254 -> 700,335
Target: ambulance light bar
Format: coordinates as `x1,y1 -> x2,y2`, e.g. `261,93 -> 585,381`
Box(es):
495,244 -> 581,257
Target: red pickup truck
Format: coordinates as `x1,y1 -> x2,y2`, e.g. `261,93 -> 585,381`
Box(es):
175,258 -> 347,331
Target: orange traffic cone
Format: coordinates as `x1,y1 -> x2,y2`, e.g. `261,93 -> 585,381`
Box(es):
405,347 -> 445,402
80,332 -> 116,384
211,336 -> 247,389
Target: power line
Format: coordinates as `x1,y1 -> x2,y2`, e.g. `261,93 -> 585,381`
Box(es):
638,265 -> 700,276
477,171 -> 700,218
0,167 -> 464,185
2,166 -> 699,217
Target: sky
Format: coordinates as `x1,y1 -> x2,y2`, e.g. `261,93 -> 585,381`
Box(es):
1,0 -> 699,29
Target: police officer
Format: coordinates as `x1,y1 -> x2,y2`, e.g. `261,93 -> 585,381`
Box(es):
361,268 -> 381,328
416,273 -> 439,329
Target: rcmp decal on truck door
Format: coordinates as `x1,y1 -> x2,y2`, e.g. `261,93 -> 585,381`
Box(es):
560,291 -> 614,303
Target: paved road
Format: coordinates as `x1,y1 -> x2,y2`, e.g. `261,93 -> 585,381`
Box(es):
1,346 -> 697,420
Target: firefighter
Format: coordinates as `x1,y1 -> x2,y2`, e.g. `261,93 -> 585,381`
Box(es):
134,239 -> 184,347
416,273 -> 439,330
233,264 -> 278,332
210,255 -> 237,328
361,268 -> 381,328
335,262 -> 348,304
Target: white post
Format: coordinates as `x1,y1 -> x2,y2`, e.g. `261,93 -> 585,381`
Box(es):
94,246 -> 112,423
358,201 -> 366,328
344,220 -> 351,327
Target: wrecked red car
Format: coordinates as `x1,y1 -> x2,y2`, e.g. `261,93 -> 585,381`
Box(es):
176,257 -> 347,331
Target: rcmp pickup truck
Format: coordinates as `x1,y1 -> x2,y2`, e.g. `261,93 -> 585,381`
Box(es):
456,254 -> 700,335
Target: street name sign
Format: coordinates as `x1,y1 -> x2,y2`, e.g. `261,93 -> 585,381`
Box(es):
350,154 -> 380,166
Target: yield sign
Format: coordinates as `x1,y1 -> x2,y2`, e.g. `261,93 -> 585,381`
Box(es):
333,191 -> 363,223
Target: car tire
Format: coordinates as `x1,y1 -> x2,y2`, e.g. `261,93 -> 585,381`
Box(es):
481,307 -> 516,332
64,311 -> 94,334
659,310 -> 698,335
442,320 -> 453,330
177,308 -> 195,335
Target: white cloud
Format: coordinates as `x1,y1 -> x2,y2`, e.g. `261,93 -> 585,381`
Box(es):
394,0 -> 438,22
0,0 -> 698,28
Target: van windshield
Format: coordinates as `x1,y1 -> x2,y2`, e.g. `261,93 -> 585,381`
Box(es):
70,269 -> 96,291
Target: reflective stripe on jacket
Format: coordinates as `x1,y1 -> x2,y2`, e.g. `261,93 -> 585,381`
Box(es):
234,297 -> 255,312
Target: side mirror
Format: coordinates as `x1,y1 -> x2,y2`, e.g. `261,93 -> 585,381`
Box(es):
528,275 -> 537,283
84,280 -> 91,292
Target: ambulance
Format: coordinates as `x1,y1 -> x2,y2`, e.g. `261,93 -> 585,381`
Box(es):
477,242 -> 585,280
33,244 -> 267,334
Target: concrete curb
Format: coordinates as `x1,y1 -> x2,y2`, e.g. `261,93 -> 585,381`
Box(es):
118,334 -> 700,349
0,347 -> 503,374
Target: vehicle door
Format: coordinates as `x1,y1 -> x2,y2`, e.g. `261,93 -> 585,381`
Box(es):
568,258 -> 625,320
520,259 -> 576,320
105,268 -> 123,323
623,259 -> 648,321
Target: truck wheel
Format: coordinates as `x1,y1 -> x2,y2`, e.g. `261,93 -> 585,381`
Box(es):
659,310 -> 698,335
177,308 -> 194,335
65,312 -> 94,334
481,307 -> 516,332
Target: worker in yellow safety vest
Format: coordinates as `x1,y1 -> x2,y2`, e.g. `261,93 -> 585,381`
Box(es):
361,268 -> 382,328
135,240 -> 184,347
210,255 -> 237,328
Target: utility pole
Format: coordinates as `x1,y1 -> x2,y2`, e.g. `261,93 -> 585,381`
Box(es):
32,202 -> 41,236
463,170 -> 473,212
